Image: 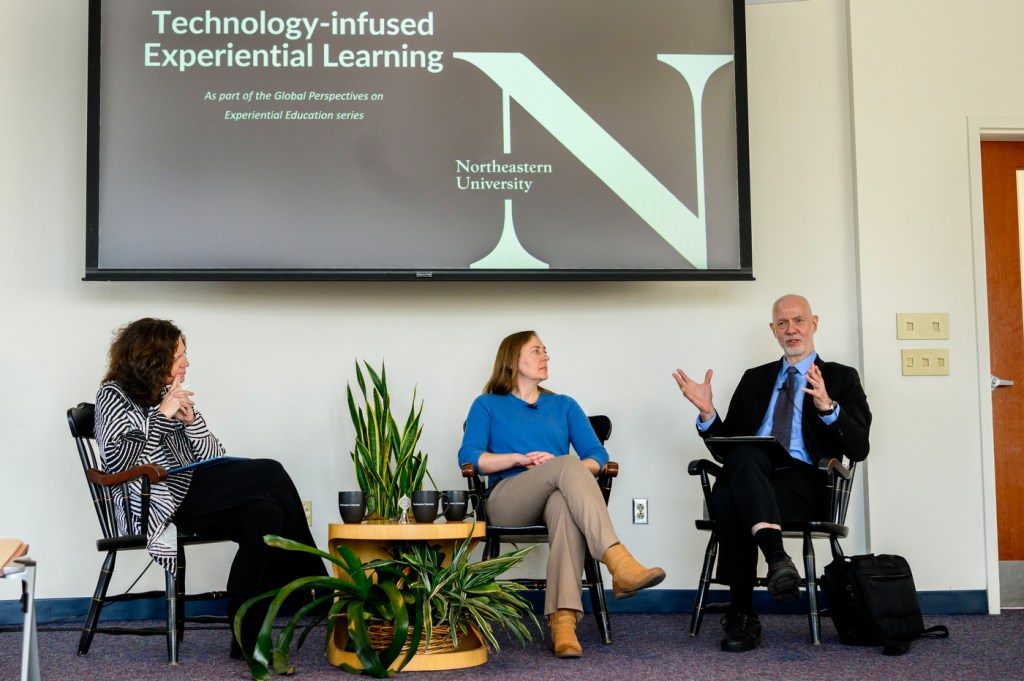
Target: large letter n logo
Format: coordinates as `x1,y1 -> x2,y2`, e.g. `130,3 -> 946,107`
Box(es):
454,52 -> 734,270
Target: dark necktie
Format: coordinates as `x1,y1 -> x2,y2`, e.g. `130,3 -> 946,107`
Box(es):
771,366 -> 799,451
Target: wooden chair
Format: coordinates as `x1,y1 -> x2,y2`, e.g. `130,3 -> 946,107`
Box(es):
461,415 -> 618,644
687,455 -> 857,644
68,402 -> 228,664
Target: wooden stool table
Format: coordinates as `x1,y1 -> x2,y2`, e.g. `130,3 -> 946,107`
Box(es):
326,520 -> 487,672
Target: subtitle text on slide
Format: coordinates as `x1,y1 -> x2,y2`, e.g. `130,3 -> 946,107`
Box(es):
212,90 -> 379,122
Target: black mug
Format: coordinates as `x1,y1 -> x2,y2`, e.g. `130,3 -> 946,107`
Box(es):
411,490 -> 449,523
442,490 -> 479,521
338,490 -> 374,524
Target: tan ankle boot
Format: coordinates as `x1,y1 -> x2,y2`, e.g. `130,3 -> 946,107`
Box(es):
602,543 -> 666,599
549,609 -> 583,658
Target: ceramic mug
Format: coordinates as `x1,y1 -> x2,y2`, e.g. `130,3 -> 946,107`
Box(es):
411,490 -> 449,523
338,490 -> 375,524
441,490 -> 479,521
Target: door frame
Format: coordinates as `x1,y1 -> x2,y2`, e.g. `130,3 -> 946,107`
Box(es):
967,116 -> 1024,614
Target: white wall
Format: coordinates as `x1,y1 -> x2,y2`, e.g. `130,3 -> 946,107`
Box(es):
847,0 -> 1024,607
0,0 -> 1008,608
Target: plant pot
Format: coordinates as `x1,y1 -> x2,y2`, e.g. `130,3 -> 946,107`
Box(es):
367,623 -> 456,655
332,621 -> 486,672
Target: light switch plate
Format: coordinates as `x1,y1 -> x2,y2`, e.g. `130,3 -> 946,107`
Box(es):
901,349 -> 950,376
896,313 -> 950,340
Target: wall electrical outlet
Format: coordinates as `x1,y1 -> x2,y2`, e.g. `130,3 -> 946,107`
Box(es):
302,500 -> 313,527
632,498 -> 649,525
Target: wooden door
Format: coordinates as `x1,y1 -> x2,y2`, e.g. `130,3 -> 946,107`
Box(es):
981,141 -> 1024,561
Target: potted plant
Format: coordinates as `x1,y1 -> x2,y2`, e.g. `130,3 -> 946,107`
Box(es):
235,527 -> 540,679
346,361 -> 435,519
375,528 -> 539,654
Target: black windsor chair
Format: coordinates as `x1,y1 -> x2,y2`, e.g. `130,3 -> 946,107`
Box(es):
68,402 -> 228,664
687,454 -> 858,644
461,414 -> 619,644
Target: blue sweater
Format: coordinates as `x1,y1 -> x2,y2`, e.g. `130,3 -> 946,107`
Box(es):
458,392 -> 609,484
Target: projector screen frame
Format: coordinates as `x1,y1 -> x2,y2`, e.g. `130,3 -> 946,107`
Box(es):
84,0 -> 753,282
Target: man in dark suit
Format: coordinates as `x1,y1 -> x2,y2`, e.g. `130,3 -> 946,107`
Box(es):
673,294 -> 871,652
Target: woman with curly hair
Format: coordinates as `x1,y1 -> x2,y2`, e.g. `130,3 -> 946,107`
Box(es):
95,318 -> 326,658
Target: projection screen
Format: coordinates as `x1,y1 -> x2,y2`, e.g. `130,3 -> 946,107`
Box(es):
85,0 -> 751,281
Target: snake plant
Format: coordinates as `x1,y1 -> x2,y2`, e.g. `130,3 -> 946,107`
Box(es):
346,361 -> 434,519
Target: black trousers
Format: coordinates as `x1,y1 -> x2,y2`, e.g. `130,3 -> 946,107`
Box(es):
173,459 -> 327,644
710,445 -> 829,588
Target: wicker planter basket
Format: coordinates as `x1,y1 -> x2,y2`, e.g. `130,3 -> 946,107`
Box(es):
367,623 -> 458,655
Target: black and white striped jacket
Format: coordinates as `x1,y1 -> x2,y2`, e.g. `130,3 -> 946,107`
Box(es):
94,381 -> 225,572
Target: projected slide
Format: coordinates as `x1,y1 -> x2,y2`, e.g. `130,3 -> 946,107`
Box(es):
87,0 -> 750,280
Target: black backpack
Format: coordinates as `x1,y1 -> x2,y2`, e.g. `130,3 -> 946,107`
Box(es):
821,553 -> 949,655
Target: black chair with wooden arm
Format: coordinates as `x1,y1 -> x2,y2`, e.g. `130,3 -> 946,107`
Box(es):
461,414 -> 618,644
68,402 -> 228,664
687,455 -> 857,644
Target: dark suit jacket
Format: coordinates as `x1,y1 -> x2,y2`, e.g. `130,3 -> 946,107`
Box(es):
699,356 -> 871,464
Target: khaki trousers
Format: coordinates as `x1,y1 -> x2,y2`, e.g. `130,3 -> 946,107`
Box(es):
485,455 -> 619,616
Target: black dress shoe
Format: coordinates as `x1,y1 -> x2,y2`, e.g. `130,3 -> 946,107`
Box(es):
766,555 -> 801,603
720,611 -> 762,652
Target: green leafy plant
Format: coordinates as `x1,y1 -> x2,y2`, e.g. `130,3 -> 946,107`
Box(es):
346,361 -> 434,519
235,528 -> 540,679
378,535 -> 540,653
234,537 -> 423,679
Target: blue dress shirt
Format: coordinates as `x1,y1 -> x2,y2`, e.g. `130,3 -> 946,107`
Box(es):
697,352 -> 839,465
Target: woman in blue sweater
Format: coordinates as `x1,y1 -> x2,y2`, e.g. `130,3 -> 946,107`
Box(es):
459,330 -> 665,658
